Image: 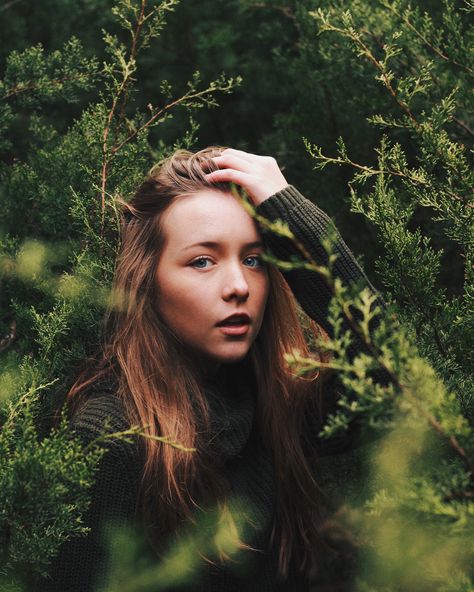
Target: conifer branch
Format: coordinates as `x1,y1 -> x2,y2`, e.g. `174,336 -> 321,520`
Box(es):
305,141 -> 474,210
89,425 -> 197,452
117,0 -> 146,121
381,0 -> 474,77
99,1 -> 239,235
2,380 -> 59,431
314,10 -> 418,125
110,78 -> 240,157
1,74 -> 89,101
245,195 -> 474,475
100,0 -> 177,233
314,9 -> 474,199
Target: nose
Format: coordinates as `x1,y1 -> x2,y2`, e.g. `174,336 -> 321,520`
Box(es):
221,263 -> 250,302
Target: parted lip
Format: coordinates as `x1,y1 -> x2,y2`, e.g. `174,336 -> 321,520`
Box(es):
216,313 -> 251,326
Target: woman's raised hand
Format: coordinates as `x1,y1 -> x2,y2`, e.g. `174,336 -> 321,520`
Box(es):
205,148 -> 289,207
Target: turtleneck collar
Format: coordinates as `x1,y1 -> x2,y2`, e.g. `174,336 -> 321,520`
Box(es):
201,359 -> 257,465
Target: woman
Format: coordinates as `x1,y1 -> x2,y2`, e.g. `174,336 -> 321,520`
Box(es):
41,147 -> 386,591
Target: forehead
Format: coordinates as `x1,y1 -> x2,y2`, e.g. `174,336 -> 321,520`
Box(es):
161,189 -> 261,246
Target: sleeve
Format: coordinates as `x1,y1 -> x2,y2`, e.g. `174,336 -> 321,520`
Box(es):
255,185 -> 390,453
35,401 -> 140,592
255,185 -> 388,357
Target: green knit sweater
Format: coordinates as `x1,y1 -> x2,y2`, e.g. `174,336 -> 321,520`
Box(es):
37,186 -> 387,592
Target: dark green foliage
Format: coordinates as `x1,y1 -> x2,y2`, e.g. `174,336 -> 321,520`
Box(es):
0,395 -> 104,586
0,1 -> 240,587
0,0 -> 473,590
283,1 -> 474,588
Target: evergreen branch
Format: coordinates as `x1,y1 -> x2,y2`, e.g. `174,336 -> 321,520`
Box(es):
313,9 -> 418,125
306,144 -> 426,185
116,0 -> 147,121
101,0 -> 162,232
1,74 -> 91,102
350,33 -> 415,124
130,0 -> 146,62
101,78 -> 133,232
283,350 -> 355,376
99,2 -> 236,235
116,0 -> 177,120
305,141 -> 474,210
380,0 -> 474,77
2,380 -> 59,431
289,319 -> 474,474
89,425 -> 197,452
245,195 -> 474,474
314,10 -> 474,199
421,70 -> 474,138
110,77 -> 239,157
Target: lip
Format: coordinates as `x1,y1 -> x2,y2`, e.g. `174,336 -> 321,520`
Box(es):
218,324 -> 250,336
216,313 -> 251,327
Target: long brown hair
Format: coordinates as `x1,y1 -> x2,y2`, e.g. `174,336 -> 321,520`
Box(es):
67,147 -> 334,577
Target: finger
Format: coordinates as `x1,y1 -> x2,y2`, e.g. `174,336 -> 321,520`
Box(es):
205,168 -> 251,188
212,153 -> 253,173
220,148 -> 256,162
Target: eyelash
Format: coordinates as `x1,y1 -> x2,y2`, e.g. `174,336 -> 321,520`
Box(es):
189,255 -> 265,269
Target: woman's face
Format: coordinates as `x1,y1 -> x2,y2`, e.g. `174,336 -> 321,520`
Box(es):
155,189 -> 270,370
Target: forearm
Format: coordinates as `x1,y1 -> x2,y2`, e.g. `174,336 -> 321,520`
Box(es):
256,185 -> 388,365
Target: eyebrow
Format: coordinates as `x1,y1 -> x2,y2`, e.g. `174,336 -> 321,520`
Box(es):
181,240 -> 264,252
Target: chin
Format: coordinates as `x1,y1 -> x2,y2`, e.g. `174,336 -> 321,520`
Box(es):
213,347 -> 250,365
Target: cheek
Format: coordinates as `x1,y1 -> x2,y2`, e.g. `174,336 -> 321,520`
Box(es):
157,278 -> 209,327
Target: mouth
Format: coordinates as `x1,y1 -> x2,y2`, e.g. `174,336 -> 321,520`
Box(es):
216,313 -> 251,327
216,313 -> 251,336
217,324 -> 250,336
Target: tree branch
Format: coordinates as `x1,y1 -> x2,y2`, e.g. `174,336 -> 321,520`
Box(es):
382,0 -> 474,77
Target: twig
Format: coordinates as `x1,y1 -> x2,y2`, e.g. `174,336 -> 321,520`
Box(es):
88,424 -> 196,452
100,1 -> 148,234
2,74 -> 87,101
117,0 -> 146,121
382,0 -> 474,77
111,85 -> 233,157
246,196 -> 474,475
318,14 -> 474,198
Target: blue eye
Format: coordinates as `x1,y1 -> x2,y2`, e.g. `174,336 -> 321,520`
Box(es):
189,255 -> 264,269
190,257 -> 212,269
244,255 -> 264,267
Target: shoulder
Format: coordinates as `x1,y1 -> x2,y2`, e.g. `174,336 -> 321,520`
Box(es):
72,392 -> 129,434
69,392 -> 139,460
69,392 -> 143,496
71,393 -> 129,432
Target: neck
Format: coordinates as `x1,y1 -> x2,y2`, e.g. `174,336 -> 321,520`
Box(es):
179,346 -> 222,384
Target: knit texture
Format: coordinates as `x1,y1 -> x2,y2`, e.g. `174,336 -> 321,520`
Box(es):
256,185 -> 387,364
37,186 -> 387,591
